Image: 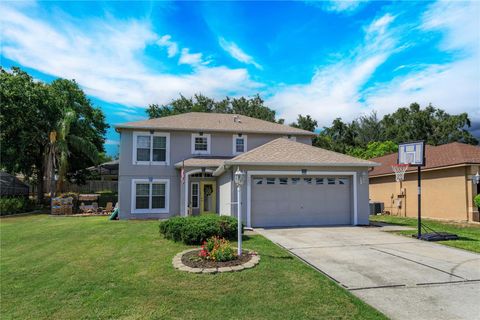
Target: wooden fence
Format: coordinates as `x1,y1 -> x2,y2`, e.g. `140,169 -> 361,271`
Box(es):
30,180 -> 118,195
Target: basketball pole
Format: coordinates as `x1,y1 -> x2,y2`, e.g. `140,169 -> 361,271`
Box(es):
417,166 -> 422,239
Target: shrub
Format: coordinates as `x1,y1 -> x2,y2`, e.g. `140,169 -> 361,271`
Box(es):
0,197 -> 35,216
200,236 -> 237,262
159,214 -> 242,245
474,194 -> 480,208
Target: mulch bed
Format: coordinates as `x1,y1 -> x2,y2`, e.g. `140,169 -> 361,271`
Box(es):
182,249 -> 253,268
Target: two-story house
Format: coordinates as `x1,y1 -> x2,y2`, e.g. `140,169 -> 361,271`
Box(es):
115,112 -> 378,227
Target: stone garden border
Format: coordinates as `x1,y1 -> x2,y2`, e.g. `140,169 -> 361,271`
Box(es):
172,248 -> 260,274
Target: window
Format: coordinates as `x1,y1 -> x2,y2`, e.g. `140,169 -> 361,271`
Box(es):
136,136 -> 150,162
254,178 -> 263,185
191,183 -> 199,208
338,178 -> 349,185
266,177 -> 276,185
135,183 -> 150,209
279,178 -> 288,185
291,178 -> 300,185
232,134 -> 247,155
315,178 -> 324,185
132,179 -> 169,213
327,178 -> 336,185
191,133 -> 211,154
304,178 -> 313,184
190,172 -> 212,178
133,132 -> 170,165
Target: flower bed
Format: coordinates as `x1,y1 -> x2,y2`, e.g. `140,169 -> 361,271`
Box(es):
172,237 -> 260,274
182,249 -> 254,268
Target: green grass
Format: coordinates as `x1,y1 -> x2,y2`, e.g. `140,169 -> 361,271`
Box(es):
370,215 -> 480,253
1,215 -> 385,320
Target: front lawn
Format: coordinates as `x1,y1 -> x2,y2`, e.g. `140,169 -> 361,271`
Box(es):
370,214 -> 480,253
1,215 -> 385,319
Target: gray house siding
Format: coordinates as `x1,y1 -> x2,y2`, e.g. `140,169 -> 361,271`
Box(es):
118,129 -> 311,219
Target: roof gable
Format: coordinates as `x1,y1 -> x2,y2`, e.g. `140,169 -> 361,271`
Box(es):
226,138 -> 378,167
115,112 -> 315,136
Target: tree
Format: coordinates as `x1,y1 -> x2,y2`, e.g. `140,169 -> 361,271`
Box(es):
315,103 -> 478,156
347,141 -> 398,159
291,114 -> 318,132
146,94 -> 278,122
380,103 -> 478,146
0,67 -> 108,200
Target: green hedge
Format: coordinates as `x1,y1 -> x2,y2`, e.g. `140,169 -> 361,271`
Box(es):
0,197 -> 35,216
474,194 -> 480,208
159,214 -> 243,245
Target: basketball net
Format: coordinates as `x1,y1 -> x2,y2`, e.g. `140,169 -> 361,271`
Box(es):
392,164 -> 409,182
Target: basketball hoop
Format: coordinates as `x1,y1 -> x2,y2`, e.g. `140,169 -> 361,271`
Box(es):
392,164 -> 409,182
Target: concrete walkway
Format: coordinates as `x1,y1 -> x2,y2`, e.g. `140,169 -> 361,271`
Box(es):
257,226 -> 480,320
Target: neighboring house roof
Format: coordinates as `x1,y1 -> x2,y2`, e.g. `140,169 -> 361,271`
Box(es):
0,171 -> 29,196
369,142 -> 480,177
115,112 -> 315,136
174,156 -> 233,168
221,138 -> 379,168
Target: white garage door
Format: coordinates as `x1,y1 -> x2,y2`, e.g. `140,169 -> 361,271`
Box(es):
251,176 -> 352,227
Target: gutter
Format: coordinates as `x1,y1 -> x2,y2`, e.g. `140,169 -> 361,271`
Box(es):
213,161 -> 380,177
114,126 -> 316,137
369,162 -> 480,178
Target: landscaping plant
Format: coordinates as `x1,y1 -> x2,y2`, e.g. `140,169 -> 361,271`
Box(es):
159,214 -> 242,245
199,236 -> 237,262
474,194 -> 480,208
0,197 -> 35,216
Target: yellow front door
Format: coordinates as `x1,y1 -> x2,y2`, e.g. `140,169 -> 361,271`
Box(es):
200,181 -> 216,214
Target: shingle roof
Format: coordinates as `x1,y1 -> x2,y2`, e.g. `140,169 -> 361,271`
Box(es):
225,138 -> 379,167
115,112 -> 315,136
174,156 -> 233,168
369,142 -> 480,177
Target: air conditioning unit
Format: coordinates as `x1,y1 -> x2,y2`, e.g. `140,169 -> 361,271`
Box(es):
369,202 -> 384,215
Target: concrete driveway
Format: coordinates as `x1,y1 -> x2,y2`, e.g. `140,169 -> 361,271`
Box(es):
256,226 -> 480,320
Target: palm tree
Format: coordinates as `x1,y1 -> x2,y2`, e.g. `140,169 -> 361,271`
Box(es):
47,108 -> 99,193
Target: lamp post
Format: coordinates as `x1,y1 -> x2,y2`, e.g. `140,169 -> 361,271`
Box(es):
234,167 -> 245,256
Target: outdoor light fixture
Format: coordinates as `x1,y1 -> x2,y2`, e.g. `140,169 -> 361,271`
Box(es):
301,169 -> 307,175
234,167 -> 245,256
473,172 -> 480,185
360,171 -> 368,184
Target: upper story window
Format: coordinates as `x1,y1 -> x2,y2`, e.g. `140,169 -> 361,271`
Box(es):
232,134 -> 247,155
191,133 -> 211,155
133,132 -> 170,165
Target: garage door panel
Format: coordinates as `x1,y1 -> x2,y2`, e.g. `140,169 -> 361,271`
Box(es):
252,176 -> 351,227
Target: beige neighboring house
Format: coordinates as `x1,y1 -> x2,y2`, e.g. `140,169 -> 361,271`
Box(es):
115,112 -> 378,227
369,142 -> 480,223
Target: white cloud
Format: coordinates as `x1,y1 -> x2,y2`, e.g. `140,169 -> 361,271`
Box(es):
312,0 -> 369,14
178,48 -> 203,66
364,1 -> 480,121
269,2 -> 479,127
0,3 -> 261,109
268,13 -> 398,124
105,139 -> 120,145
219,37 -> 262,69
157,34 -> 178,57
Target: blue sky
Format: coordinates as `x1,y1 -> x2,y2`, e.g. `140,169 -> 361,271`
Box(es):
1,1 -> 479,156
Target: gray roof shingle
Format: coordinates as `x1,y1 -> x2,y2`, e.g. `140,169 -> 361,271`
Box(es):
115,112 -> 315,136
225,138 -> 379,167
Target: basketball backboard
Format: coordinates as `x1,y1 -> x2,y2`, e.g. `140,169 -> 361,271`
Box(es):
398,141 -> 425,166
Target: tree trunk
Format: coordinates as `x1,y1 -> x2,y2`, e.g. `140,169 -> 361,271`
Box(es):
37,170 -> 44,203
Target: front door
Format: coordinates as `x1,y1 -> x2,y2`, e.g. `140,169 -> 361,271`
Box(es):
200,181 -> 216,214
